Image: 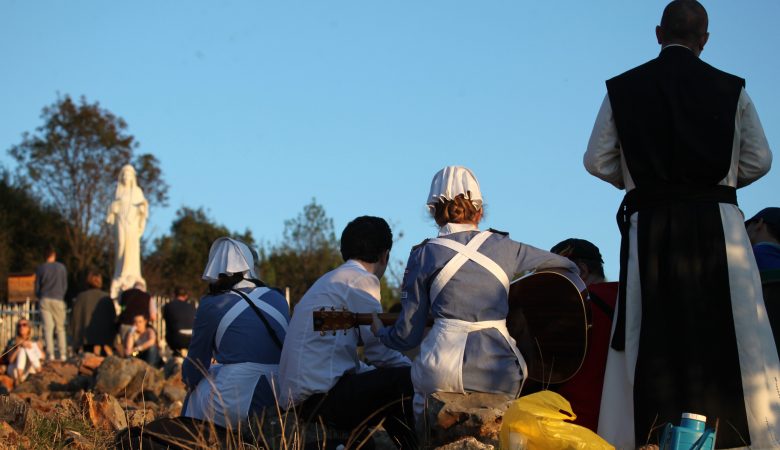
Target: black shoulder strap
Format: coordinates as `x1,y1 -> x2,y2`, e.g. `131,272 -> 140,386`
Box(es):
229,288 -> 284,350
588,290 -> 615,321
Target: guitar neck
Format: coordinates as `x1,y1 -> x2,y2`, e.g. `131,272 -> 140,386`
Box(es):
352,312 -> 400,326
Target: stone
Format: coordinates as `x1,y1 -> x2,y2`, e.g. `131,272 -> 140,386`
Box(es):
78,353 -> 105,376
80,392 -> 128,431
424,392 -> 512,449
435,436 -> 495,450
62,430 -> 92,450
126,408 -> 155,428
13,361 -> 79,395
0,375 -> 14,393
161,377 -> 187,403
159,400 -> 183,419
0,395 -> 35,433
95,356 -> 164,400
0,420 -> 19,446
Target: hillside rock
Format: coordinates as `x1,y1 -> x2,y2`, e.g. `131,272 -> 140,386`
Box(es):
424,392 -> 512,449
80,392 -> 128,431
94,356 -> 164,400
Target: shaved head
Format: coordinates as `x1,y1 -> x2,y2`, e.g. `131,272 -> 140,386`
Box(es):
660,1 -> 708,43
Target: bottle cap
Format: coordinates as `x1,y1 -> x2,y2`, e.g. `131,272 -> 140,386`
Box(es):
682,412 -> 707,422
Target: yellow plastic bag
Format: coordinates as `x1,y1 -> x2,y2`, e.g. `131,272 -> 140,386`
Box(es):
500,391 -> 614,450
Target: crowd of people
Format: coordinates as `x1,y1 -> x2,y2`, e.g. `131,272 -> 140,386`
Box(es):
4,1 -> 780,449
0,247 -> 197,387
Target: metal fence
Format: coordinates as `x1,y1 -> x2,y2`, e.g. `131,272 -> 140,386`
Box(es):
0,296 -> 175,358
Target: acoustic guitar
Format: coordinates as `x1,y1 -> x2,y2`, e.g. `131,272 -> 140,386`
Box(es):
312,271 -> 588,384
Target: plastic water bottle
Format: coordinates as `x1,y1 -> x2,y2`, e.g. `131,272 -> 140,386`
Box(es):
660,413 -> 715,450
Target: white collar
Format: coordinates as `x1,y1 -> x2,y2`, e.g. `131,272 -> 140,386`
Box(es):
438,223 -> 478,236
662,43 -> 694,52
344,259 -> 370,273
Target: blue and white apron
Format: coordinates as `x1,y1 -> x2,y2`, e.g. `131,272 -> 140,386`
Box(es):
183,287 -> 288,427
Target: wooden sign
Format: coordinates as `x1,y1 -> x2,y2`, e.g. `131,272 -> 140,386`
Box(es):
7,273 -> 36,303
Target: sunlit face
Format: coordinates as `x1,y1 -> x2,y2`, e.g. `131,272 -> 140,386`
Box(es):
17,321 -> 30,338
133,315 -> 148,331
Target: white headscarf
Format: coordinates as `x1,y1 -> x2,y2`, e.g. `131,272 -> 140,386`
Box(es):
202,237 -> 259,282
426,166 -> 483,210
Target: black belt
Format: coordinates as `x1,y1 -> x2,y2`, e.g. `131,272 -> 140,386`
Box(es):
611,185 -> 737,351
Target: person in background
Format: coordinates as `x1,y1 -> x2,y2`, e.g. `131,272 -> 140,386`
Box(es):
117,281 -> 153,348
182,237 -> 289,429
123,314 -> 159,366
5,319 -> 45,384
550,238 -> 617,432
69,270 -> 116,356
584,1 -> 778,447
162,287 -> 196,358
746,207 -> 780,271
35,246 -> 68,361
280,216 -> 415,449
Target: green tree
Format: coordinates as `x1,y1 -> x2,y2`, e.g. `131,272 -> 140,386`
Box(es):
258,199 -> 401,309
0,169 -> 75,301
144,207 -> 254,297
259,199 -> 343,305
8,95 -> 169,279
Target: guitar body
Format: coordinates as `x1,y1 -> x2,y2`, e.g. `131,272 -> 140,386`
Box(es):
312,271 -> 588,385
508,271 -> 588,384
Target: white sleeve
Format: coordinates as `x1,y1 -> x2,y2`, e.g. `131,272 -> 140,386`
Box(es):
584,94 -> 625,189
736,89 -> 772,188
348,274 -> 411,368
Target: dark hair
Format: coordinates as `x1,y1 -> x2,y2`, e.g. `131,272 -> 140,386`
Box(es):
174,286 -> 188,298
44,245 -> 57,258
86,269 -> 103,289
551,238 -> 605,279
660,0 -> 708,43
340,216 -> 392,263
765,222 -> 780,242
432,194 -> 481,227
208,272 -> 245,295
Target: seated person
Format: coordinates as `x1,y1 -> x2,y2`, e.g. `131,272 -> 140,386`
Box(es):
279,217 -> 416,449
746,208 -> 780,350
117,281 -> 154,345
6,319 -> 45,384
372,166 -> 584,419
69,270 -> 116,356
124,314 -> 159,366
182,237 -> 289,429
162,287 -> 196,358
550,238 -> 618,432
746,207 -> 780,272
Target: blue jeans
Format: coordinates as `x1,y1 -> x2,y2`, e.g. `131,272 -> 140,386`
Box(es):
137,346 -> 160,367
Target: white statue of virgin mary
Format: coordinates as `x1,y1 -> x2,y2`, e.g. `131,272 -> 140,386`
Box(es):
106,164 -> 149,298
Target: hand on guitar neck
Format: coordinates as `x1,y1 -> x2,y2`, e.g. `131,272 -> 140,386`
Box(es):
370,313 -> 384,336
310,271 -> 589,384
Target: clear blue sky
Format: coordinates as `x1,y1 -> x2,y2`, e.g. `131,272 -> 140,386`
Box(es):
1,1 -> 778,281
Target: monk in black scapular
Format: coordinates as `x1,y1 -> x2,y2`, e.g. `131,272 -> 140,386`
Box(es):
584,1 -> 778,448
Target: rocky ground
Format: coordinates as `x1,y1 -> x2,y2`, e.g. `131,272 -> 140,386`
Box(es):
0,355 -> 511,449
0,354 -> 184,449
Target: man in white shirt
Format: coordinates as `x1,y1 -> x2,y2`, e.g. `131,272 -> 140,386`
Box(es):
279,216 -> 416,448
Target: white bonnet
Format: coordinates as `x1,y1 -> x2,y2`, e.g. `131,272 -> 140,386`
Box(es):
426,166 -> 483,210
202,237 -> 259,282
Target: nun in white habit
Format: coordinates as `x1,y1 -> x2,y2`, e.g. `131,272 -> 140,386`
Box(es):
182,237 -> 290,428
374,166 -> 585,416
